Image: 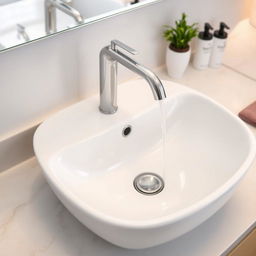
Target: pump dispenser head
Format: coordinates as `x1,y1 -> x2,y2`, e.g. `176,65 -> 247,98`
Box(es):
214,22 -> 230,39
198,23 -> 213,40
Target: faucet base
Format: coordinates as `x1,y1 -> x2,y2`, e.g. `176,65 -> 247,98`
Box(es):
99,106 -> 118,115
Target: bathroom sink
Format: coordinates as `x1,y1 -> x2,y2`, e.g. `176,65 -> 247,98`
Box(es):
33,79 -> 256,249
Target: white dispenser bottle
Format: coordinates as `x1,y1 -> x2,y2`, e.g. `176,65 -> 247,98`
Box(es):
209,22 -> 230,68
193,23 -> 214,70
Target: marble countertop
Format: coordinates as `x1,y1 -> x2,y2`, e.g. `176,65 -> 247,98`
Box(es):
0,65 -> 256,256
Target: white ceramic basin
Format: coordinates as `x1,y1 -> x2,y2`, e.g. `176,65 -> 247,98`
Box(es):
34,79 -> 256,249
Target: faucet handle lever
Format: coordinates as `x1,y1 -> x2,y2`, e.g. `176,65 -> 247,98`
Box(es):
111,40 -> 138,55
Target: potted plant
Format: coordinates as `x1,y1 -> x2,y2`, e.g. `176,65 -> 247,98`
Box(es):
163,13 -> 198,78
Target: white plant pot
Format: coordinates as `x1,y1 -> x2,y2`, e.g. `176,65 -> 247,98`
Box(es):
166,45 -> 191,79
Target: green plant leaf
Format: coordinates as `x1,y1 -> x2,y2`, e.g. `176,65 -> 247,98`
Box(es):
163,12 -> 198,49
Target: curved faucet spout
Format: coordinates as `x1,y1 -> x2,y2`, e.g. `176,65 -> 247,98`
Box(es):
45,0 -> 83,34
99,40 -> 166,114
128,61 -> 166,101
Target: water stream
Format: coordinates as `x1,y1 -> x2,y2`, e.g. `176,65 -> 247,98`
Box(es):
132,99 -> 167,196
159,99 -> 167,180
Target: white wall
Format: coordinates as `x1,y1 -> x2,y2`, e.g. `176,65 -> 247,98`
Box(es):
0,0 -> 252,138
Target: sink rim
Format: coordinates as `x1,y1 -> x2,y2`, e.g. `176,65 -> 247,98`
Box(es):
34,80 -> 256,229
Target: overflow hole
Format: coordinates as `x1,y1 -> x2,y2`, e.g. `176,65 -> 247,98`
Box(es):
122,125 -> 132,137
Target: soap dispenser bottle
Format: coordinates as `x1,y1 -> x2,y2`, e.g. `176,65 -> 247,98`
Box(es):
193,23 -> 214,70
209,22 -> 230,68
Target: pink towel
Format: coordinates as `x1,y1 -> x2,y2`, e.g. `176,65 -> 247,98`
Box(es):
239,101 -> 256,127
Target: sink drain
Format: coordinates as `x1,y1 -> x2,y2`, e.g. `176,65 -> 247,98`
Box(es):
133,173 -> 164,195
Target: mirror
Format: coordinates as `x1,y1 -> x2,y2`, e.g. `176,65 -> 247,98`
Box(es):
0,0 -> 161,52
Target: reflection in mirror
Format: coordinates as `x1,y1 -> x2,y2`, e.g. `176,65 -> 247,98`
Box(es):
0,0 -> 160,52
45,0 -> 84,34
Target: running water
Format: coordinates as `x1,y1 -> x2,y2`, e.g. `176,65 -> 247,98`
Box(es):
159,99 -> 167,180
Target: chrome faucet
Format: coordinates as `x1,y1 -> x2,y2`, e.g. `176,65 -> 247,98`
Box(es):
99,40 -> 166,114
45,0 -> 83,34
17,24 -> 30,42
